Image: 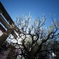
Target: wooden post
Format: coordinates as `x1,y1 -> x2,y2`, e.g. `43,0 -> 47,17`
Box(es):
0,15 -> 10,29
0,2 -> 14,24
0,2 -> 21,37
0,24 -> 6,32
0,15 -> 17,39
0,29 -> 12,46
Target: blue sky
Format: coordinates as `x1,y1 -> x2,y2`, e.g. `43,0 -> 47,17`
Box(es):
0,0 -> 59,26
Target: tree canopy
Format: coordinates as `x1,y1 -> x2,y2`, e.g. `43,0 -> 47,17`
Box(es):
8,15 -> 59,59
